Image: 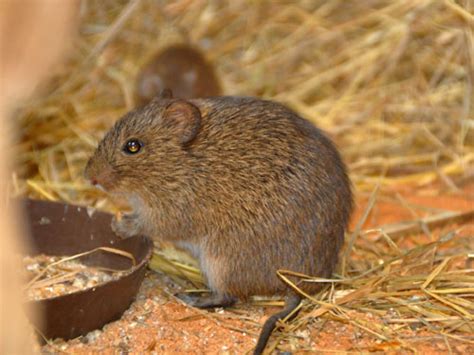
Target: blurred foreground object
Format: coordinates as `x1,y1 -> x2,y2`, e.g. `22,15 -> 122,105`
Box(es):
0,0 -> 78,353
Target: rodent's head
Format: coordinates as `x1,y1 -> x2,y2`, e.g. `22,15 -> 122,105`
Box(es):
84,90 -> 201,200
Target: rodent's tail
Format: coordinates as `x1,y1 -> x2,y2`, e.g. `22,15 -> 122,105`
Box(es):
253,294 -> 302,355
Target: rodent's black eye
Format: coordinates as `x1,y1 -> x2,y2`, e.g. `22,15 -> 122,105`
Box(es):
123,139 -> 143,154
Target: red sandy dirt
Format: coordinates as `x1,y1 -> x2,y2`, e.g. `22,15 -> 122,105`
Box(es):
41,183 -> 473,354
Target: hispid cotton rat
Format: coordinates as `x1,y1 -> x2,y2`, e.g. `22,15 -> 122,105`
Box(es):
85,91 -> 353,354
134,45 -> 221,106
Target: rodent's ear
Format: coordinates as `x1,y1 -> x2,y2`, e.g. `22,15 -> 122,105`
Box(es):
163,100 -> 201,145
159,88 -> 173,99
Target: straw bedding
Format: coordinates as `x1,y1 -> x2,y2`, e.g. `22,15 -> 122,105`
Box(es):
14,0 -> 473,351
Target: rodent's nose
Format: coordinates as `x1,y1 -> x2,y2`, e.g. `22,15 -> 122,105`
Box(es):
86,167 -> 114,191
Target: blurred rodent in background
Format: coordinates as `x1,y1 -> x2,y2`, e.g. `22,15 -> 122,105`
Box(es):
85,91 -> 353,354
134,44 -> 222,106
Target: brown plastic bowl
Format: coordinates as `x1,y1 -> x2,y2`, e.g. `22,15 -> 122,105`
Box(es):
21,198 -> 153,341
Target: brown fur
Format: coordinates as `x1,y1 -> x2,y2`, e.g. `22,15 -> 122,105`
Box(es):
134,45 -> 221,106
85,95 -> 353,351
86,95 -> 353,298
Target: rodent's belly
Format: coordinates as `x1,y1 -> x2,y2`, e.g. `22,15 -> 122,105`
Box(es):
176,241 -> 201,259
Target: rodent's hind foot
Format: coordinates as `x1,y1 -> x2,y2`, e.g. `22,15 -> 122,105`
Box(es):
175,292 -> 237,309
174,291 -> 205,305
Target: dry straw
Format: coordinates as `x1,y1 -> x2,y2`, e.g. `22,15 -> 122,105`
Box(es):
15,0 -> 473,351
25,246 -> 136,292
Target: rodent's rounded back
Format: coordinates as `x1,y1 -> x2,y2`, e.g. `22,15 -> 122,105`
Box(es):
187,97 -> 353,295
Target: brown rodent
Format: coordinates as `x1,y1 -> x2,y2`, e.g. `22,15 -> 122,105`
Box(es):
85,91 -> 353,354
134,45 -> 221,106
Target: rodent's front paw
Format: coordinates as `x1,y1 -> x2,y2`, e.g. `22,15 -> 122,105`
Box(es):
111,213 -> 142,239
